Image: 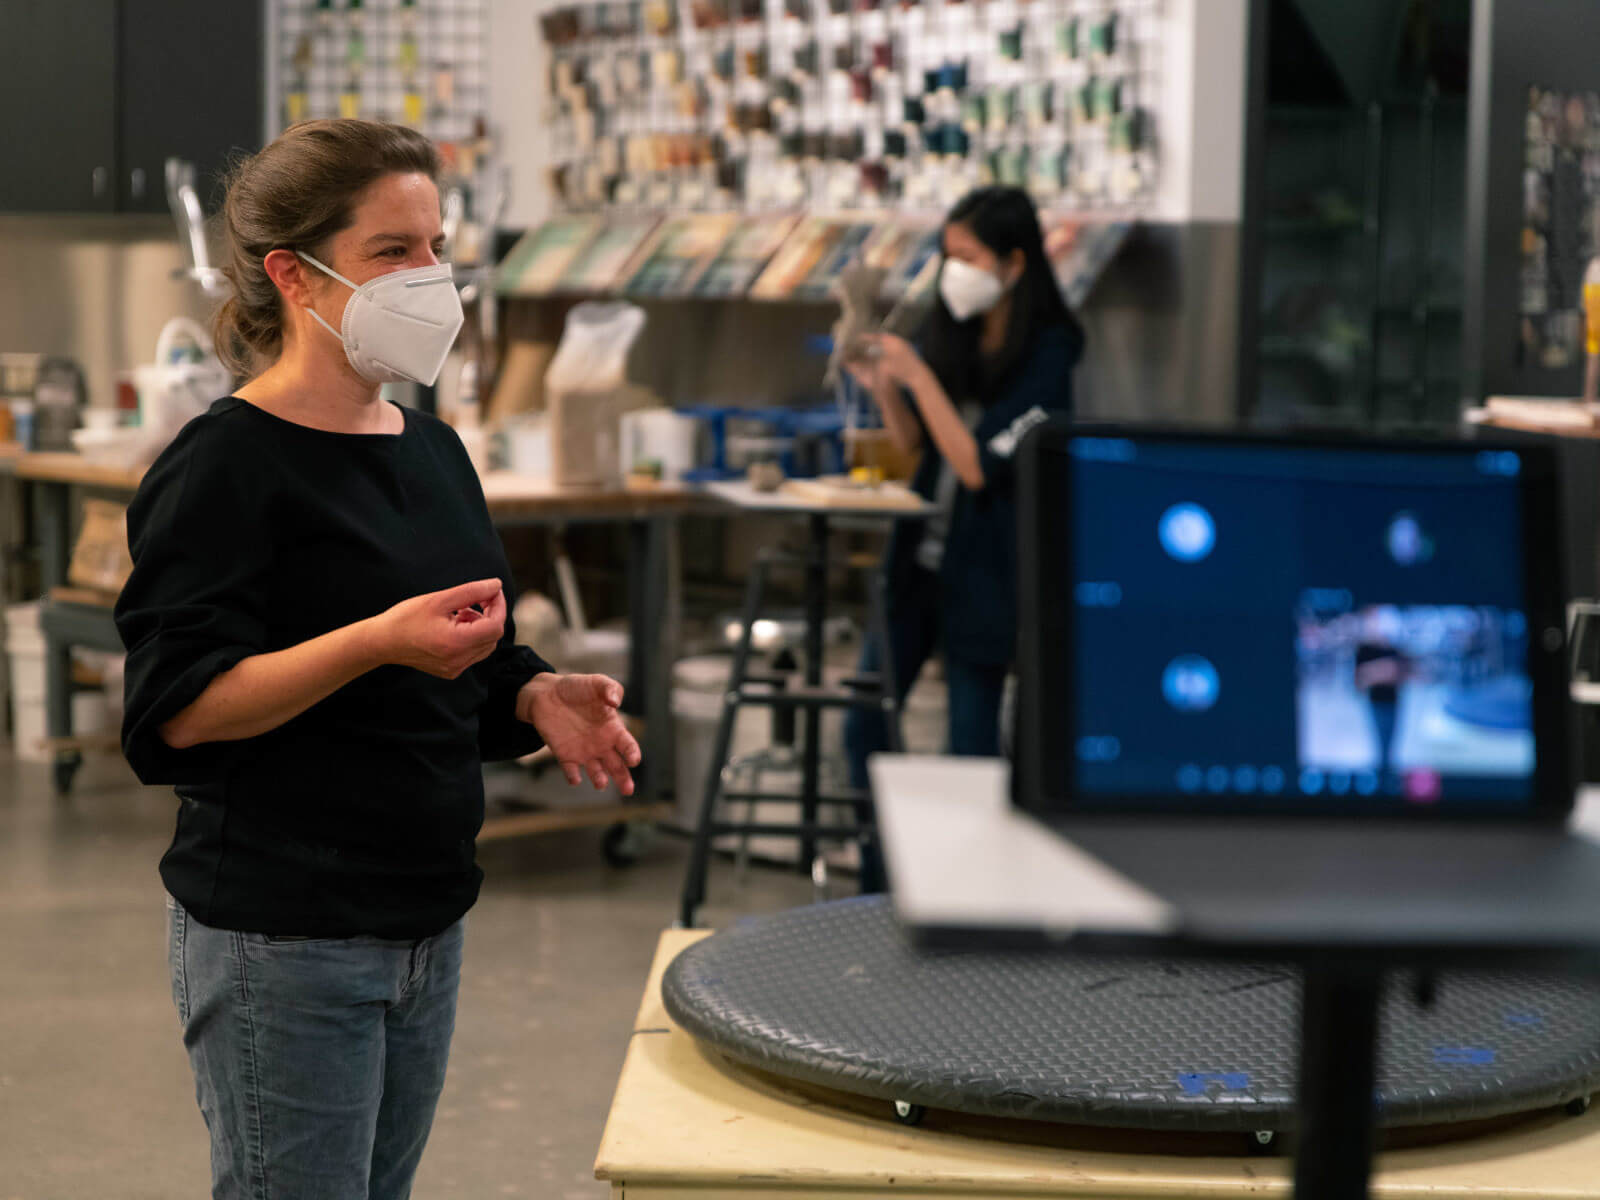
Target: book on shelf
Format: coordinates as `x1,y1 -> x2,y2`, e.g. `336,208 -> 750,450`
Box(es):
693,214 -> 802,298
749,217 -> 847,299
553,215 -> 664,293
789,220 -> 881,300
622,213 -> 743,297
496,215 -> 604,295
1044,217 -> 1136,309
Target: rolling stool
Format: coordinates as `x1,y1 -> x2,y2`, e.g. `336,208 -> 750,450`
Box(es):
39,588 -> 124,795
678,551 -> 902,928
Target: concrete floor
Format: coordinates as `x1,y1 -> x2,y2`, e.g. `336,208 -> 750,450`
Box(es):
0,749 -> 819,1199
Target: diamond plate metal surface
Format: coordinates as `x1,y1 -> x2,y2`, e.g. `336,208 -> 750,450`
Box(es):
662,897 -> 1600,1131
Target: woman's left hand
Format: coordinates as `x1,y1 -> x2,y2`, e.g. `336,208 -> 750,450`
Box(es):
864,333 -> 930,390
516,673 -> 641,794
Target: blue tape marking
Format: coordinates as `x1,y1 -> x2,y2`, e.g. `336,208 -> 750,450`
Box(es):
1178,1072 -> 1250,1096
1505,1011 -> 1546,1029
1434,1046 -> 1496,1066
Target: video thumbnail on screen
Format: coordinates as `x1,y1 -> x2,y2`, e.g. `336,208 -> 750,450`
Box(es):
1295,598 -> 1534,798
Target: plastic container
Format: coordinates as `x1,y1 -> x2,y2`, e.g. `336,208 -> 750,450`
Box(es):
5,603 -> 116,763
70,426 -> 146,468
671,655 -> 778,833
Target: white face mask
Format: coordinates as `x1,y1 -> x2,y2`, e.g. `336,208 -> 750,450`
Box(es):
939,257 -> 1008,322
297,251 -> 464,385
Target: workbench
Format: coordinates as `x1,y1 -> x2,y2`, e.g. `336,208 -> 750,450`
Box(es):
596,929 -> 1600,1198
0,447 -> 700,830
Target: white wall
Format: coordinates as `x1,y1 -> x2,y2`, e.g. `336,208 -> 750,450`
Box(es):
1153,0 -> 1249,224
488,0 -> 554,230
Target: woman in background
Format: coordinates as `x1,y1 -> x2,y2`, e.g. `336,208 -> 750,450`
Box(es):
844,186 -> 1085,889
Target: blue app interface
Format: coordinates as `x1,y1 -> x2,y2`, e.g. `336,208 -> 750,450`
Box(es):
1069,439 -> 1534,808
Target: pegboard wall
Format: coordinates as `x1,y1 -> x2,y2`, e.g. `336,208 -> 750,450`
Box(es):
540,0 -> 1165,214
272,0 -> 491,169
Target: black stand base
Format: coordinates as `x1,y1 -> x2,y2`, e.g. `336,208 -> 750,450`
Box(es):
1294,965 -> 1383,1199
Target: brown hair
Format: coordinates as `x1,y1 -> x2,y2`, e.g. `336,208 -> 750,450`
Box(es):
212,119 -> 442,377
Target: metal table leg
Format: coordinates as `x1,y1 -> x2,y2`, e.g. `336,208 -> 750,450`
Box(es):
35,479 -> 79,782
625,515 -> 680,808
34,479 -> 70,594
800,514 -> 829,870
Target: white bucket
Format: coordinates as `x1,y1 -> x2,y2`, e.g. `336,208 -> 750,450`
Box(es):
4,604 -> 116,762
671,656 -> 779,833
5,603 -> 44,760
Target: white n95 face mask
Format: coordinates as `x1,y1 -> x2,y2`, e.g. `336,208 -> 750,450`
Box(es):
938,257 -> 1007,322
297,251 -> 464,385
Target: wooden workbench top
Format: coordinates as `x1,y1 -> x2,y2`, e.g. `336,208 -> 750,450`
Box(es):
8,451 -> 146,490
477,472 -> 701,518
595,930 -> 1600,1198
0,450 -> 704,518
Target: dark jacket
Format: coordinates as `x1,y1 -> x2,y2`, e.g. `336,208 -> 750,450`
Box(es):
886,323 -> 1082,666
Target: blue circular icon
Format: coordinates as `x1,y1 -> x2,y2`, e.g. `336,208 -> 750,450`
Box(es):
1261,766 -> 1287,794
1077,736 -> 1122,763
1205,765 -> 1232,793
1163,655 -> 1220,712
1328,772 -> 1352,796
1355,771 -> 1379,796
1177,764 -> 1204,792
1159,503 -> 1216,563
1386,512 -> 1434,566
1300,768 -> 1326,795
1234,766 -> 1259,793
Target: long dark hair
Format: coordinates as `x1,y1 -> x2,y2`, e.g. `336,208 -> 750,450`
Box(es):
920,187 -> 1084,403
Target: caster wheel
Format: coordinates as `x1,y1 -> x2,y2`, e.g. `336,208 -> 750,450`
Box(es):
1248,1130 -> 1277,1156
893,1101 -> 925,1127
1568,1095 -> 1592,1117
52,754 -> 81,796
602,821 -> 656,867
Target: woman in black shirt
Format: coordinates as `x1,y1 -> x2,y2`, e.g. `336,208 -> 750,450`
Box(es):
115,119 -> 638,1199
843,188 -> 1084,887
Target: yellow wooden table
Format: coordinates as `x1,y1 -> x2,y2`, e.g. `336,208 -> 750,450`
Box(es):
596,931 -> 1600,1198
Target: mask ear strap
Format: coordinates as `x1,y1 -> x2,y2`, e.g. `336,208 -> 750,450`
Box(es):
296,251 -> 360,292
304,306 -> 345,342
294,251 -> 355,343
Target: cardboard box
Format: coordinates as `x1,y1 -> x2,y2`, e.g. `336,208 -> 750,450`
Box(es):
68,500 -> 133,596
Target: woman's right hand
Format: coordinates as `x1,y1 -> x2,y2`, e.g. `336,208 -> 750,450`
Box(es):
373,578 -> 507,678
845,359 -> 883,393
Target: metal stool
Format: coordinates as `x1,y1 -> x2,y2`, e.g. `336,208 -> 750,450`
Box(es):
678,550 -> 902,928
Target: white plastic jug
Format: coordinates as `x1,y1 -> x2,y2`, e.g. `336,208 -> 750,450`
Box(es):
133,317 -> 232,464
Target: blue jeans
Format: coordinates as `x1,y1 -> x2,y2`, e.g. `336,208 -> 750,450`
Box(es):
844,570 -> 1010,791
843,568 -> 1009,892
167,897 -> 464,1200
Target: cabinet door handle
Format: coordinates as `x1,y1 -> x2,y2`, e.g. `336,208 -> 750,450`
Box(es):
91,167 -> 108,198
130,167 -> 146,200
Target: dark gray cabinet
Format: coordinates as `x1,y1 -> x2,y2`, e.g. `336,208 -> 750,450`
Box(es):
0,0 -> 262,215
0,0 -> 119,212
116,0 -> 264,213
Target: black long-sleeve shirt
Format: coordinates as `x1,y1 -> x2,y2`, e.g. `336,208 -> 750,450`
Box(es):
115,396 -> 554,939
885,323 -> 1081,666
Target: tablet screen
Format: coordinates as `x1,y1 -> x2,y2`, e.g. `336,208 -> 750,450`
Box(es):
1060,436 -> 1543,812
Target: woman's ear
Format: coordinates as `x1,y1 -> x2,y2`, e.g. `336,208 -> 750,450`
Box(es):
1005,248 -> 1026,288
263,249 -> 315,309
